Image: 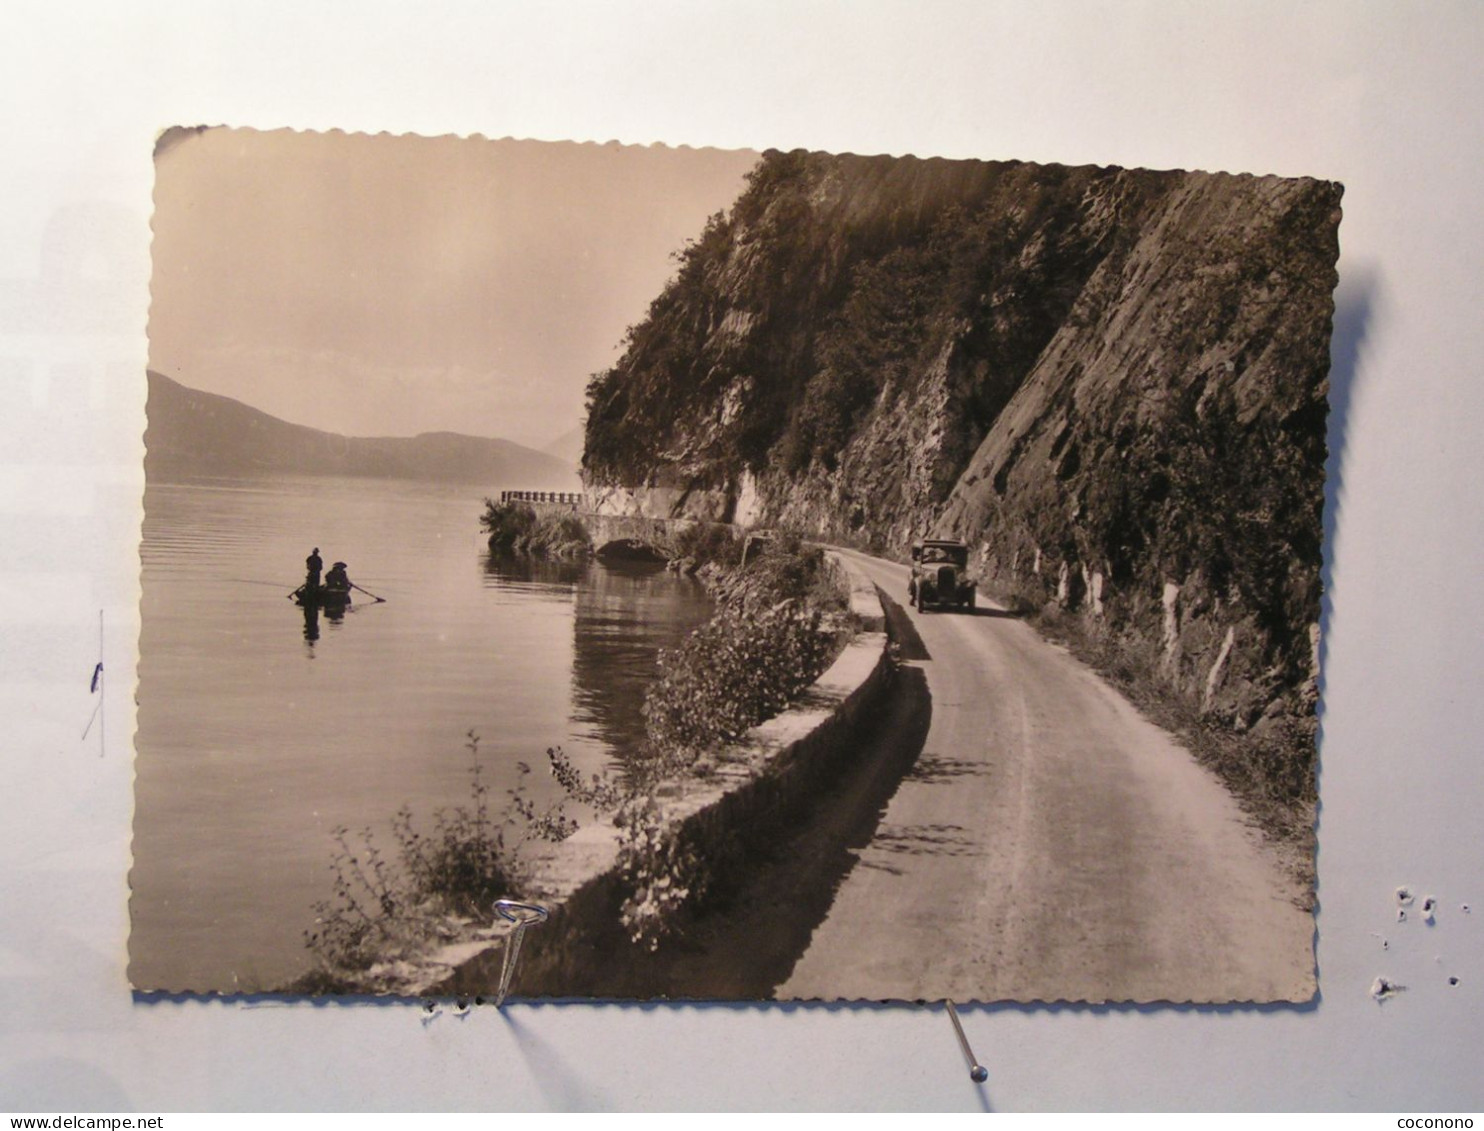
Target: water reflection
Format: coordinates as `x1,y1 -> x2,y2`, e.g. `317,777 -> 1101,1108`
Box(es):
298,595 -> 351,648
481,549 -> 587,592
480,551 -> 714,758
571,559 -> 712,756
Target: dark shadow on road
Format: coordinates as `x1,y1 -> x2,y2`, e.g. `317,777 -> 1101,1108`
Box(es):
879,588 -> 932,661
869,821 -> 983,859
966,605 -> 1022,619
909,603 -> 1019,620
908,753 -> 992,785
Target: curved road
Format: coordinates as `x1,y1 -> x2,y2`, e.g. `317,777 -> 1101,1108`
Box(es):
780,549 -> 1315,1004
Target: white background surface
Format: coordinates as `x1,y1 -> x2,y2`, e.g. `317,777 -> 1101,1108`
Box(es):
2,0 -> 1481,1112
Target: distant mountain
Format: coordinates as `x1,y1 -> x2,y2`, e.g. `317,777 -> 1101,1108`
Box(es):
542,424 -> 587,468
145,371 -> 579,488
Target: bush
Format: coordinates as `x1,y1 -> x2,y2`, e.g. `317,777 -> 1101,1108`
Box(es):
669,522 -> 744,570
614,537 -> 852,944
642,533 -> 849,770
610,794 -> 746,951
481,499 -> 537,550
481,499 -> 590,558
393,773 -> 520,921
525,513 -> 591,557
301,734 -> 584,982
745,534 -> 844,608
642,597 -> 835,767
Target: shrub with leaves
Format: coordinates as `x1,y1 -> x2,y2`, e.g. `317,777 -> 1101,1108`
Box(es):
642,533 -> 847,770
392,755 -> 519,920
669,522 -> 744,570
642,599 -> 832,766
301,824 -> 439,977
612,795 -> 706,950
302,733 -> 584,982
743,535 -> 845,611
481,499 -> 538,550
481,499 -> 591,558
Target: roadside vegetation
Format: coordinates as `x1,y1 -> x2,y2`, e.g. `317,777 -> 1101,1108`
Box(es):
665,521 -> 744,573
609,532 -> 852,947
641,529 -> 849,776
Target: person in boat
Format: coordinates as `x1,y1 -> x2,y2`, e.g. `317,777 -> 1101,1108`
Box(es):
323,561 -> 351,594
305,547 -> 323,591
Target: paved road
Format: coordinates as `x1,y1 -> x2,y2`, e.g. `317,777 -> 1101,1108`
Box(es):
779,549 -> 1315,1004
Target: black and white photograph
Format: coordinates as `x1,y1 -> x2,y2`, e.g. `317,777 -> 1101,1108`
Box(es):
133,126 -> 1341,1004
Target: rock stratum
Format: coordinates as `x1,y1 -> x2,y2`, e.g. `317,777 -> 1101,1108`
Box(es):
583,151 -> 1341,751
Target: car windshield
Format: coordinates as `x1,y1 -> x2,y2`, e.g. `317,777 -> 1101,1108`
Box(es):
922,545 -> 967,566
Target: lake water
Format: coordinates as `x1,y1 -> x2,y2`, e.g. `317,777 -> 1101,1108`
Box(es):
130,475 -> 712,993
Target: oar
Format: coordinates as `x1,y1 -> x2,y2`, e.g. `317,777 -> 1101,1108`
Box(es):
350,582 -> 387,604
287,585 -> 305,601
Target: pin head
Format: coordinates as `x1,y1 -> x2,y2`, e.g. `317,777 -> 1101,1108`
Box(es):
970,1065 -> 989,1084
495,899 -> 550,926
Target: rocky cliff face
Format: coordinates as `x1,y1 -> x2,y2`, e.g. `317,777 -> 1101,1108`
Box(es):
583,151 -> 1341,733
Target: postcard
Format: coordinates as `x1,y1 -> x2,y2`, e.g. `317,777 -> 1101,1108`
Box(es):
134,127 -> 1339,1003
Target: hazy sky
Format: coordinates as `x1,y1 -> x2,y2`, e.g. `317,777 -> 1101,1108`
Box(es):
149,127 -> 757,449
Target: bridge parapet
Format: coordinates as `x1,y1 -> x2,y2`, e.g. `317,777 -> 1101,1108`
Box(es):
500,489 -> 584,506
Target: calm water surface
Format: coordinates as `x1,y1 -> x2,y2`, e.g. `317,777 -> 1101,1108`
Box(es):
131,475 -> 711,992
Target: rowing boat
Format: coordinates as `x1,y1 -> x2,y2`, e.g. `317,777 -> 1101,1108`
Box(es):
294,585 -> 353,608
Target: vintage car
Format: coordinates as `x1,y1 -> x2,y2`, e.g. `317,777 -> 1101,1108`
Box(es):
908,538 -> 977,612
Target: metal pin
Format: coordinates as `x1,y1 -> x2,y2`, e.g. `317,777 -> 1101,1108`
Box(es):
492,899 -> 548,1008
944,999 -> 988,1083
